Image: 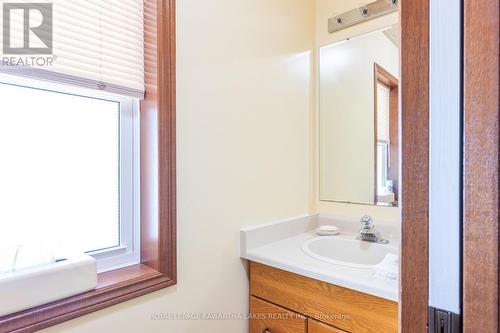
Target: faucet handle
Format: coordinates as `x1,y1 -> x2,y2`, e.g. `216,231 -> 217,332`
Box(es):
360,215 -> 374,229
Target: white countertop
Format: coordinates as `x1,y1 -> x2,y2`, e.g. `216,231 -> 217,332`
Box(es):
240,214 -> 399,302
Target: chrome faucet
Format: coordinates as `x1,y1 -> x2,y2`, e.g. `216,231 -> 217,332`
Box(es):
358,215 -> 389,244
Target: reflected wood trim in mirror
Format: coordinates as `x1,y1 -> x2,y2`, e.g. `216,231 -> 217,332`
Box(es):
374,63 -> 399,205
375,63 -> 399,88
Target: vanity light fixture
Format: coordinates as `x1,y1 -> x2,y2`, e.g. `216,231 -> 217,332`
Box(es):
328,0 -> 399,34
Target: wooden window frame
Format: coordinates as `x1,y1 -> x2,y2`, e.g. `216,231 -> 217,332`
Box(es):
0,0 -> 176,332
373,63 -> 399,205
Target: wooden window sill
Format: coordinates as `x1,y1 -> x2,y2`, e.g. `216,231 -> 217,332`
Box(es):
97,263 -> 162,288
0,264 -> 175,333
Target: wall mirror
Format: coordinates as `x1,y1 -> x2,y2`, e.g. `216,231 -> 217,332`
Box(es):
319,24 -> 400,206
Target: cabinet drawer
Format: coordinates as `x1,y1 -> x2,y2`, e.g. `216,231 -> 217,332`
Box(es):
308,319 -> 347,333
250,296 -> 307,333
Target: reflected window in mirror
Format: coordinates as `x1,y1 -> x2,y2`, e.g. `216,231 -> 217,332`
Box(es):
374,64 -> 399,206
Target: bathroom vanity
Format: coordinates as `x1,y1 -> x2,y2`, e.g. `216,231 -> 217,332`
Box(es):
249,262 -> 397,333
241,215 -> 399,333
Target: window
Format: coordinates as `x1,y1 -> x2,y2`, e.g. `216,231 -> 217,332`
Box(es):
0,0 -> 145,273
0,0 -> 176,330
0,75 -> 140,273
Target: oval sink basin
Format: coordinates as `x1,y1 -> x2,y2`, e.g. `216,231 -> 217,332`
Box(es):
302,236 -> 398,269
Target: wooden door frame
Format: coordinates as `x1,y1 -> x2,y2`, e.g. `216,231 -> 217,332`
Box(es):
463,0 -> 499,332
401,0 -> 499,331
400,0 -> 430,331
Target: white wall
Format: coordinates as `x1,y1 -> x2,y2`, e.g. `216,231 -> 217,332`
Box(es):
314,0 -> 400,223
41,1 -> 315,332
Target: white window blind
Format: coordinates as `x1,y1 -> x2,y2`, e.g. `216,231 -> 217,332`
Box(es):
0,0 -> 144,98
376,82 -> 390,142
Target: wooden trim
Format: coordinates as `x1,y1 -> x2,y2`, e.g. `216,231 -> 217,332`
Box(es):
463,0 -> 499,331
399,0 -> 430,331
0,0 -> 177,332
156,0 -> 177,278
374,63 -> 399,204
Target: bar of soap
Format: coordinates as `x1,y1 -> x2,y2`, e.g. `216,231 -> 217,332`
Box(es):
316,225 -> 340,236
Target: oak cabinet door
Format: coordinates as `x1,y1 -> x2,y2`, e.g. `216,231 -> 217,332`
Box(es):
308,319 -> 348,333
250,296 -> 306,333
250,262 -> 397,332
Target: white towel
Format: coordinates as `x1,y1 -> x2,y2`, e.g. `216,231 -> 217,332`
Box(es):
373,253 -> 399,280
